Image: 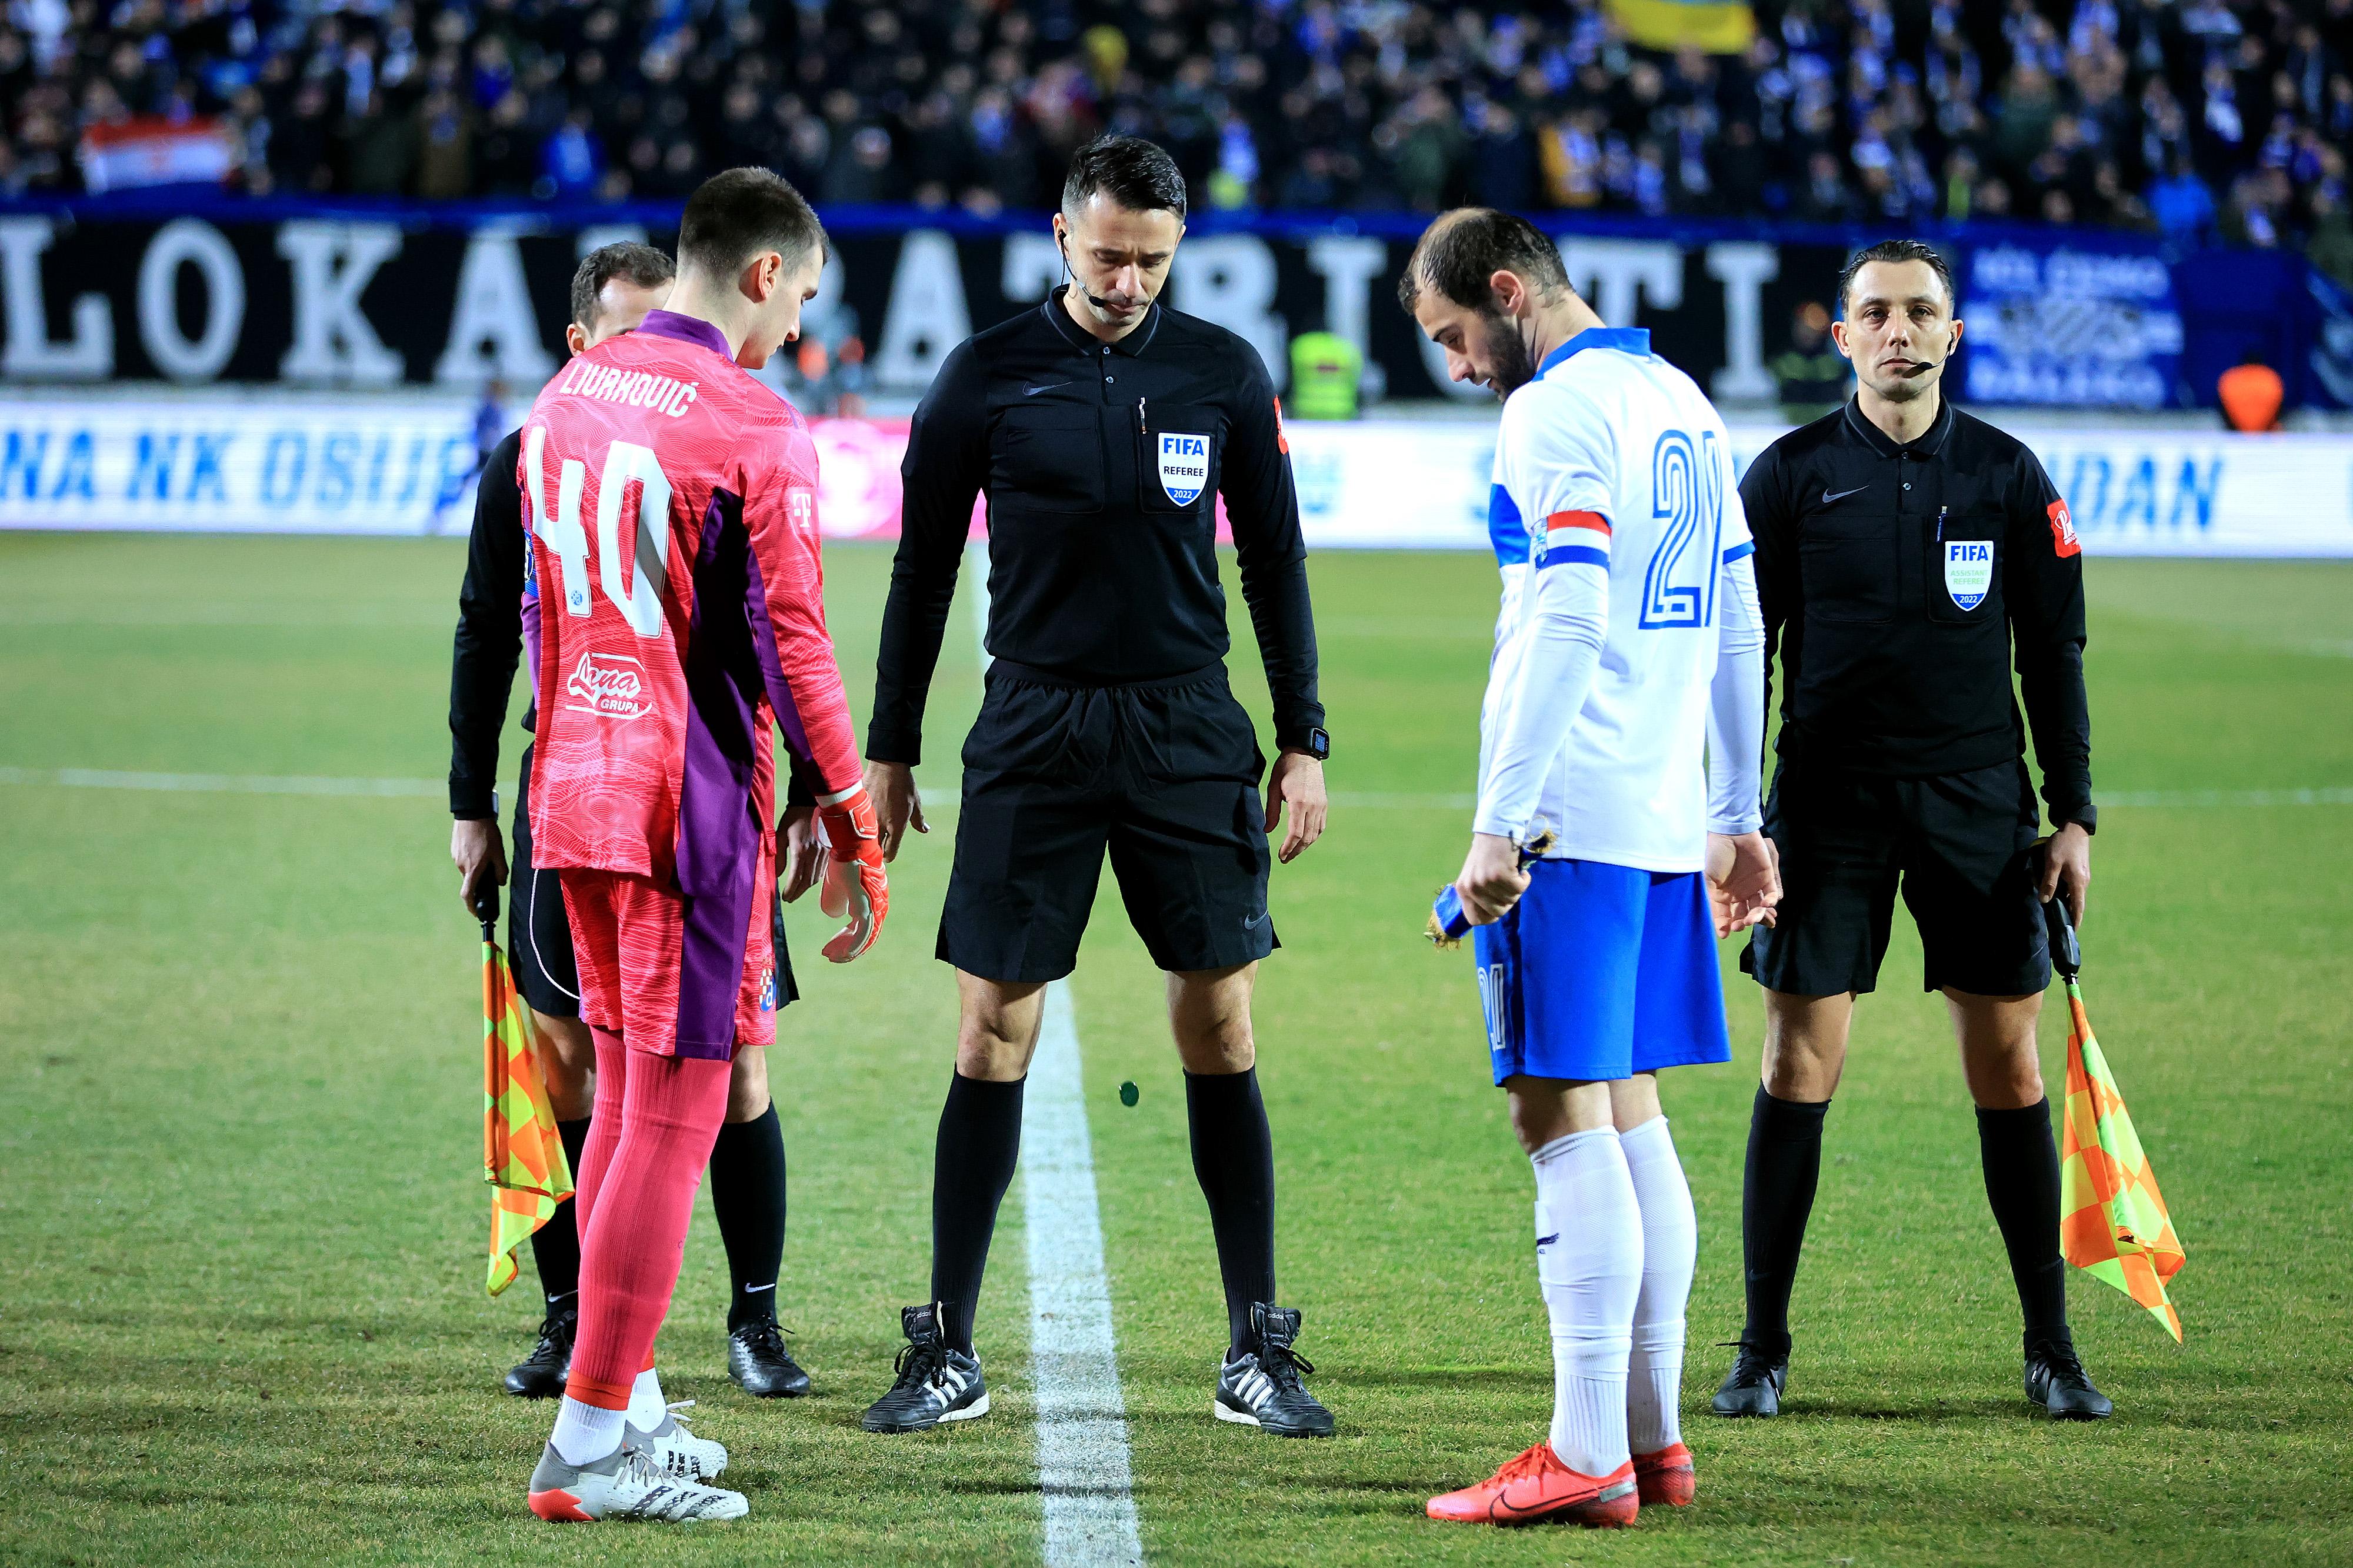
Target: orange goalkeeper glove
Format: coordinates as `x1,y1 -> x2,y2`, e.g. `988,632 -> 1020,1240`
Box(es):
817,785 -> 888,962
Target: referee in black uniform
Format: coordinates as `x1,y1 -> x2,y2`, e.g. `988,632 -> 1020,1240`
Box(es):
857,136 -> 1335,1439
446,241 -> 816,1403
1711,240 -> 2112,1422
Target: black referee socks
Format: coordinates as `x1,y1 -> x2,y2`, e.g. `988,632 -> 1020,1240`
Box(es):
1185,1067 -> 1278,1360
1976,1097 -> 2071,1344
1739,1087 -> 1831,1359
708,1103 -> 789,1333
528,1115 -> 593,1309
931,1072 -> 1026,1356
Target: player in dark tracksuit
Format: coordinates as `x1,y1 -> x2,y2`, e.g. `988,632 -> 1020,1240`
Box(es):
446,242 -> 814,1402
856,136 -> 1338,1439
1711,240 -> 2114,1422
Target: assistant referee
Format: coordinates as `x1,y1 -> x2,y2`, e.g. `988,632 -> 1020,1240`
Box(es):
856,135 -> 1335,1439
1711,239 -> 2112,1422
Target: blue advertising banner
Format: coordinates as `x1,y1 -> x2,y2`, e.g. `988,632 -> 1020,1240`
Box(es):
1960,239 -> 2185,409
5,395 -> 2347,555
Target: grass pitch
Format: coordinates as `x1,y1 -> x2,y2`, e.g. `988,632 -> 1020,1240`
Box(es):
1,535 -> 2348,1567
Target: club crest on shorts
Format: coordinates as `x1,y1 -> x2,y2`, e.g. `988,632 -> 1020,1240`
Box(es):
757,966 -> 775,1012
1157,432 -> 1209,507
1944,539 -> 1993,612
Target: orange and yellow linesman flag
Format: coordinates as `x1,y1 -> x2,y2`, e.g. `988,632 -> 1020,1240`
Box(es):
479,889 -> 574,1297
2049,899 -> 2185,1340
1607,0 -> 1755,54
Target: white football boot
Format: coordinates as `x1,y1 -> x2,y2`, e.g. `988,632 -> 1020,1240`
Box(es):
526,1440 -> 747,1523
629,1400 -> 728,1480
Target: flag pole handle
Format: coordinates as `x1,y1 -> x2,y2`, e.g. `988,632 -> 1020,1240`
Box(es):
2042,891 -> 2080,982
472,879 -> 499,943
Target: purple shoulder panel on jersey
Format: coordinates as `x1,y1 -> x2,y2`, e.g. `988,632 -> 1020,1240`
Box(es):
669,486 -> 765,1058
518,589 -> 542,735
739,541 -> 817,775
674,488 -> 762,898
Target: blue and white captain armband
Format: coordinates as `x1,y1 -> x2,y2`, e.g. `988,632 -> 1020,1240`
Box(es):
1424,829 -> 1557,948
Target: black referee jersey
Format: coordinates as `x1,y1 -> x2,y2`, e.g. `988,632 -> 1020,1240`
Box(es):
1740,396 -> 2094,833
449,429 -> 529,822
868,297 -> 1324,765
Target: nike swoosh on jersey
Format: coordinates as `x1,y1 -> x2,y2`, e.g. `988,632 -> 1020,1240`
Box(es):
1821,485 -> 1868,504
1024,381 -> 1074,396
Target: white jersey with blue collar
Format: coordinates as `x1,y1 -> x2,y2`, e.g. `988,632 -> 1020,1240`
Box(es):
1475,326 -> 1765,873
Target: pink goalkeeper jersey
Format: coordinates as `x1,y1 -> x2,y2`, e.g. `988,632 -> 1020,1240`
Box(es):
522,311 -> 861,898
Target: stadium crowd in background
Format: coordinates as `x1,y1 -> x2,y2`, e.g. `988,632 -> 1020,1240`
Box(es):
6,0 -> 2353,283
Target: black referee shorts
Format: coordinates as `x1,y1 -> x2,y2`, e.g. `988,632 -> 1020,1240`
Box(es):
509,742 -> 796,1019
939,660 -> 1277,983
508,742 -> 583,1020
1741,754 -> 2051,998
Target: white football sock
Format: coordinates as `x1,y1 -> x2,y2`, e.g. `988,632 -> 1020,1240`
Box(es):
1530,1127 -> 1642,1477
625,1366 -> 666,1430
1619,1115 -> 1698,1454
549,1396 -> 626,1466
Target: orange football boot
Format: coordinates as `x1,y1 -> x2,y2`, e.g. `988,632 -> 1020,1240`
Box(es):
1425,1442 -> 1638,1527
1634,1441 -> 1694,1507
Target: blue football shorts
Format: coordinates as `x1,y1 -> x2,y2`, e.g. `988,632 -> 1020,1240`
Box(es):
1471,858 -> 1733,1086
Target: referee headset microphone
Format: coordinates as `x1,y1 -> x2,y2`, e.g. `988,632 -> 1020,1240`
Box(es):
1055,223 -> 1170,320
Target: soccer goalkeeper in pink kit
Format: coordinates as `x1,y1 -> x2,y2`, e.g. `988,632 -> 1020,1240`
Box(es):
515,168 -> 888,1524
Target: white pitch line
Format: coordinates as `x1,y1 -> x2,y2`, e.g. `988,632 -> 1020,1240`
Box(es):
0,765 -> 440,798
971,529 -> 1144,1567
1024,982 -> 1145,1568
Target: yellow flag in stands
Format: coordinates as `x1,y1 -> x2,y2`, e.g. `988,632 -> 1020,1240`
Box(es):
1608,0 -> 1756,54
482,928 -> 574,1297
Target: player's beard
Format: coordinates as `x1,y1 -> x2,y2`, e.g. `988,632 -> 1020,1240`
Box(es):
1481,308 -> 1537,398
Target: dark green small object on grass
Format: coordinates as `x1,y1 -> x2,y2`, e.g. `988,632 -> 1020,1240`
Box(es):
1119,1080 -> 1140,1107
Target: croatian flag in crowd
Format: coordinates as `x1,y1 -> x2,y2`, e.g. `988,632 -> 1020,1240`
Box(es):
77,116 -> 237,193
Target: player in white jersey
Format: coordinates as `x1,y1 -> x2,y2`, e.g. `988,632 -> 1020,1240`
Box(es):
1401,210 -> 1782,1528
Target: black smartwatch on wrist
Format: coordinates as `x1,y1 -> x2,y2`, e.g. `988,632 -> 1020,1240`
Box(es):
1290,727 -> 1330,762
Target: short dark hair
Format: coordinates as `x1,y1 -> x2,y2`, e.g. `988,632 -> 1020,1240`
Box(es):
569,241 -> 675,331
1062,135 -> 1188,222
1396,208 -> 1571,315
1837,238 -> 1956,315
677,166 -> 828,283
